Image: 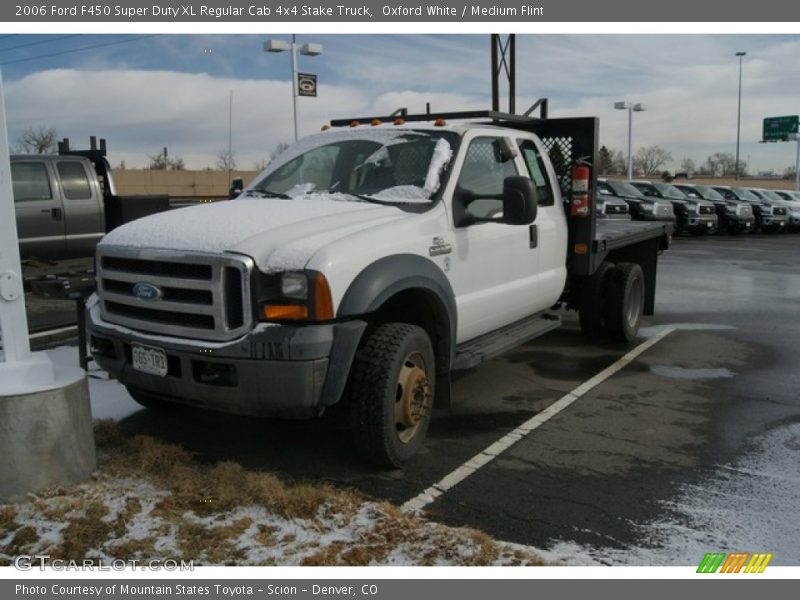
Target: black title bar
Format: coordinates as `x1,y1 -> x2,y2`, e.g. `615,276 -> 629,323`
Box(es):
4,1 -> 800,22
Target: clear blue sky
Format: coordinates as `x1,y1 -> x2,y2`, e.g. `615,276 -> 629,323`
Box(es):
2,34 -> 798,172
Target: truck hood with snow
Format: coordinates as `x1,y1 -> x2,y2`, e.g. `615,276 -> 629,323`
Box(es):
99,197 -> 408,272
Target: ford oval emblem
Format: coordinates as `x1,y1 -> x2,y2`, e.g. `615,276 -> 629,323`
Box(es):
132,282 -> 162,302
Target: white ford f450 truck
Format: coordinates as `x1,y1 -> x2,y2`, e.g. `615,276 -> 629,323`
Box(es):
87,105 -> 672,466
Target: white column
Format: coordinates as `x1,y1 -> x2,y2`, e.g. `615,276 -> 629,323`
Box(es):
0,72 -> 32,364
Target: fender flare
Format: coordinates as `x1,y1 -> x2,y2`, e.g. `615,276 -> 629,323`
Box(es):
337,253 -> 458,364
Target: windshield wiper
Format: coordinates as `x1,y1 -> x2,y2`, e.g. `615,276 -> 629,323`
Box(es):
243,189 -> 292,199
344,192 -> 396,205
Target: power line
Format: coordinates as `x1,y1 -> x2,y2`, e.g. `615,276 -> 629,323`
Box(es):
0,35 -> 80,54
0,35 -> 158,66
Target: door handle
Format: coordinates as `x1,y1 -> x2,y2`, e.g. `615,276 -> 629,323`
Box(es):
529,224 -> 538,249
51,208 -> 63,220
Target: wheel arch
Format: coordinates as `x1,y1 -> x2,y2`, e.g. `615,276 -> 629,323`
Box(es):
337,254 -> 457,370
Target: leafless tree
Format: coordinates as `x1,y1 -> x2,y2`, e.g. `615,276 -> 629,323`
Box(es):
700,152 -> 746,177
633,145 -> 673,177
216,149 -> 237,171
15,126 -> 59,154
679,157 -> 696,173
147,150 -> 185,170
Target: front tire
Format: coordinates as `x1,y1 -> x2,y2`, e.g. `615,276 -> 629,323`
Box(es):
603,263 -> 645,343
350,323 -> 435,468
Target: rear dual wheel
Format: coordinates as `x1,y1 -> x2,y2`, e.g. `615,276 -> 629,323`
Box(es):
604,263 -> 645,343
579,262 -> 645,343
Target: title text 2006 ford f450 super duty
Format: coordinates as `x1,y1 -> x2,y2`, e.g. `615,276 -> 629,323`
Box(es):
87,106 -> 671,466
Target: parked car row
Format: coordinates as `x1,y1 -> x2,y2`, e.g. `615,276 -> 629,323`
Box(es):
596,177 -> 800,236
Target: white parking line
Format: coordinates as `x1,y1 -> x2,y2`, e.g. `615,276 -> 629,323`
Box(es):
401,326 -> 677,513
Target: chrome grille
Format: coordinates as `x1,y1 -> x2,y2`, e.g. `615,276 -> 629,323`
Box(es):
737,204 -> 753,218
698,204 -> 715,215
773,206 -> 787,216
97,248 -> 253,342
605,203 -> 628,214
655,204 -> 673,218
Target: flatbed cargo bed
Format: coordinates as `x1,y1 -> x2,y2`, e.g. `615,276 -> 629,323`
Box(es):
594,219 -> 672,253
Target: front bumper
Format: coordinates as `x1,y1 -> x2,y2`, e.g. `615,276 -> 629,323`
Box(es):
686,214 -> 719,231
760,214 -> 789,230
87,301 -> 366,419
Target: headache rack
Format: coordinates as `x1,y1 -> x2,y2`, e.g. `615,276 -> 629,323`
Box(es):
331,99 -> 600,276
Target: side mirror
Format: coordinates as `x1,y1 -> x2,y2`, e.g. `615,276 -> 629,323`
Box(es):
501,176 -> 538,225
229,177 -> 244,199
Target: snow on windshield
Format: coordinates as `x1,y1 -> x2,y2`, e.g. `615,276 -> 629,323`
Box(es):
248,128 -> 454,204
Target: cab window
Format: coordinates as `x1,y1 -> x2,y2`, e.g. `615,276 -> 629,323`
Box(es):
517,140 -> 554,206
456,137 -> 518,220
57,162 -> 92,200
11,162 -> 52,202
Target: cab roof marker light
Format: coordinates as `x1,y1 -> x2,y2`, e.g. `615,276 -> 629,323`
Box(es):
350,120 -> 360,128
434,118 -> 447,127
370,119 -> 382,126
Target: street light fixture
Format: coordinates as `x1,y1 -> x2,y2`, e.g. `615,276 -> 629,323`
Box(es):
614,101 -> 646,180
264,35 -> 323,142
735,51 -> 747,180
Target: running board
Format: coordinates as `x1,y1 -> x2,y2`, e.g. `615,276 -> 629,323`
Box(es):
452,312 -> 561,371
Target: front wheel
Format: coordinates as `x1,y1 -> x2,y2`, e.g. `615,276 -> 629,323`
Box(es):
350,323 -> 435,467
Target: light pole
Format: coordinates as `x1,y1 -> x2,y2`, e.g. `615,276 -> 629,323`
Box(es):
614,101 -> 646,180
735,51 -> 746,180
264,35 -> 323,142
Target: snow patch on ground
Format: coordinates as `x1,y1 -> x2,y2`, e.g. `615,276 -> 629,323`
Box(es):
45,345 -> 142,422
535,422 -> 800,566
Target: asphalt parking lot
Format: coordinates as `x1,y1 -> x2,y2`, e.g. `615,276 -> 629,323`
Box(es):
31,233 -> 800,565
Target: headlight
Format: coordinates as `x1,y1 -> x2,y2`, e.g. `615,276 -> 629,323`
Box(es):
281,272 -> 309,299
259,271 -> 334,322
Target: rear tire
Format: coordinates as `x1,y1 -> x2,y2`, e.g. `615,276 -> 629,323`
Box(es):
579,261 -> 615,337
350,323 -> 435,468
603,263 -> 645,343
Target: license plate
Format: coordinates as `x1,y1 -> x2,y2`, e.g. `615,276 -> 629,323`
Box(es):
131,344 -> 168,377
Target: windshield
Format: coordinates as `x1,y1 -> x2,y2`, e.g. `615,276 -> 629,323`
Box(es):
757,189 -> 786,203
695,185 -> 725,201
654,183 -> 688,199
247,130 -> 457,204
607,180 -> 645,198
732,187 -> 760,202
674,185 -> 701,199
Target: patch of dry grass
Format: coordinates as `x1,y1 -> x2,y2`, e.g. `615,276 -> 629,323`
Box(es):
0,420 -> 547,566
0,506 -> 18,533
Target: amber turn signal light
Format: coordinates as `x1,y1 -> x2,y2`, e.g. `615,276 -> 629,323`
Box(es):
314,273 -> 334,321
262,305 -> 309,320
